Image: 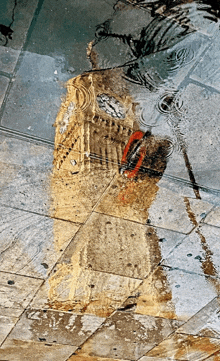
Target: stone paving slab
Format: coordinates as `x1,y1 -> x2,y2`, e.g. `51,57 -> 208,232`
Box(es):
0,51 -> 69,142
148,190 -> 213,233
0,339 -> 77,361
0,0 -> 39,50
0,135 -> 53,218
179,83 -> 220,191
8,308 -> 105,347
154,83 -> 220,193
0,46 -> 20,73
177,297 -> 220,338
25,0 -> 116,75
204,207 -> 220,228
76,311 -> 181,360
0,161 -> 52,216
158,177 -> 220,210
0,205 -> 79,278
0,75 -> 9,107
31,267 -> 141,318
0,314 -> 18,344
51,169 -> 115,223
0,133 -> 53,169
190,34 -> 220,92
29,211 -> 186,318
162,224 -> 220,280
0,135 -> 114,222
50,211 -> 185,280
142,334 -> 220,361
118,266 -> 218,322
184,5 -> 220,36
0,161 -> 115,223
95,175 -> 212,232
124,32 -> 211,93
0,271 -> 42,317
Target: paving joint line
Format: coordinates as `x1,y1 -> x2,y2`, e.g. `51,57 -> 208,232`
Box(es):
177,36 -> 218,92
0,203 -> 82,226
1,126 -> 219,196
162,264 -> 220,280
158,234 -> 189,262
42,210 -> 97,281
0,269 -> 44,281
0,126 -> 54,148
81,265 -> 143,281
91,172 -> 117,212
0,71 -> 13,79
188,77 -> 220,94
199,205 -> 216,227
0,159 -> 53,171
94,210 -> 191,234
202,222 -> 220,230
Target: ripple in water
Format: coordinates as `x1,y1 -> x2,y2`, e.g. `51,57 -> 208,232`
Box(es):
157,91 -> 184,115
164,47 -> 195,74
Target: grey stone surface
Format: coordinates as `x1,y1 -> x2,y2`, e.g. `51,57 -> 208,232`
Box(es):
158,176 -> 220,210
0,0 -> 39,50
53,211 -> 185,280
1,51 -> 69,142
25,0 -> 116,75
190,34 -> 220,91
0,133 -> 53,169
77,311 -> 181,360
148,189 -> 213,233
154,83 -> 220,193
9,308 -> 105,347
143,334 -> 220,361
204,207 -> 220,228
0,271 -> 42,317
0,161 -> 52,216
177,297 -> 220,338
0,339 -> 77,361
1,0 -> 220,358
0,205 -> 79,278
120,266 -> 219,322
0,46 -> 19,73
0,134 -> 54,216
0,75 -> 9,107
0,315 -> 18,344
133,32 -> 211,91
162,224 -> 220,279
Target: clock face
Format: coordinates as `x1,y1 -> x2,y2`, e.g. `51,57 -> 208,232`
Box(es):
97,94 -> 125,119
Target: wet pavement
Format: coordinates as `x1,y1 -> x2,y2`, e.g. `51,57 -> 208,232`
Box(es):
1,0 -> 220,360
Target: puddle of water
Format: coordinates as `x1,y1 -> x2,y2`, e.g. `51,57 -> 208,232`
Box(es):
48,0 -> 220,322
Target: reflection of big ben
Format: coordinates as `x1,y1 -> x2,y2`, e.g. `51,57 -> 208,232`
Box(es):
50,67 -> 175,319
54,68 -> 137,173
